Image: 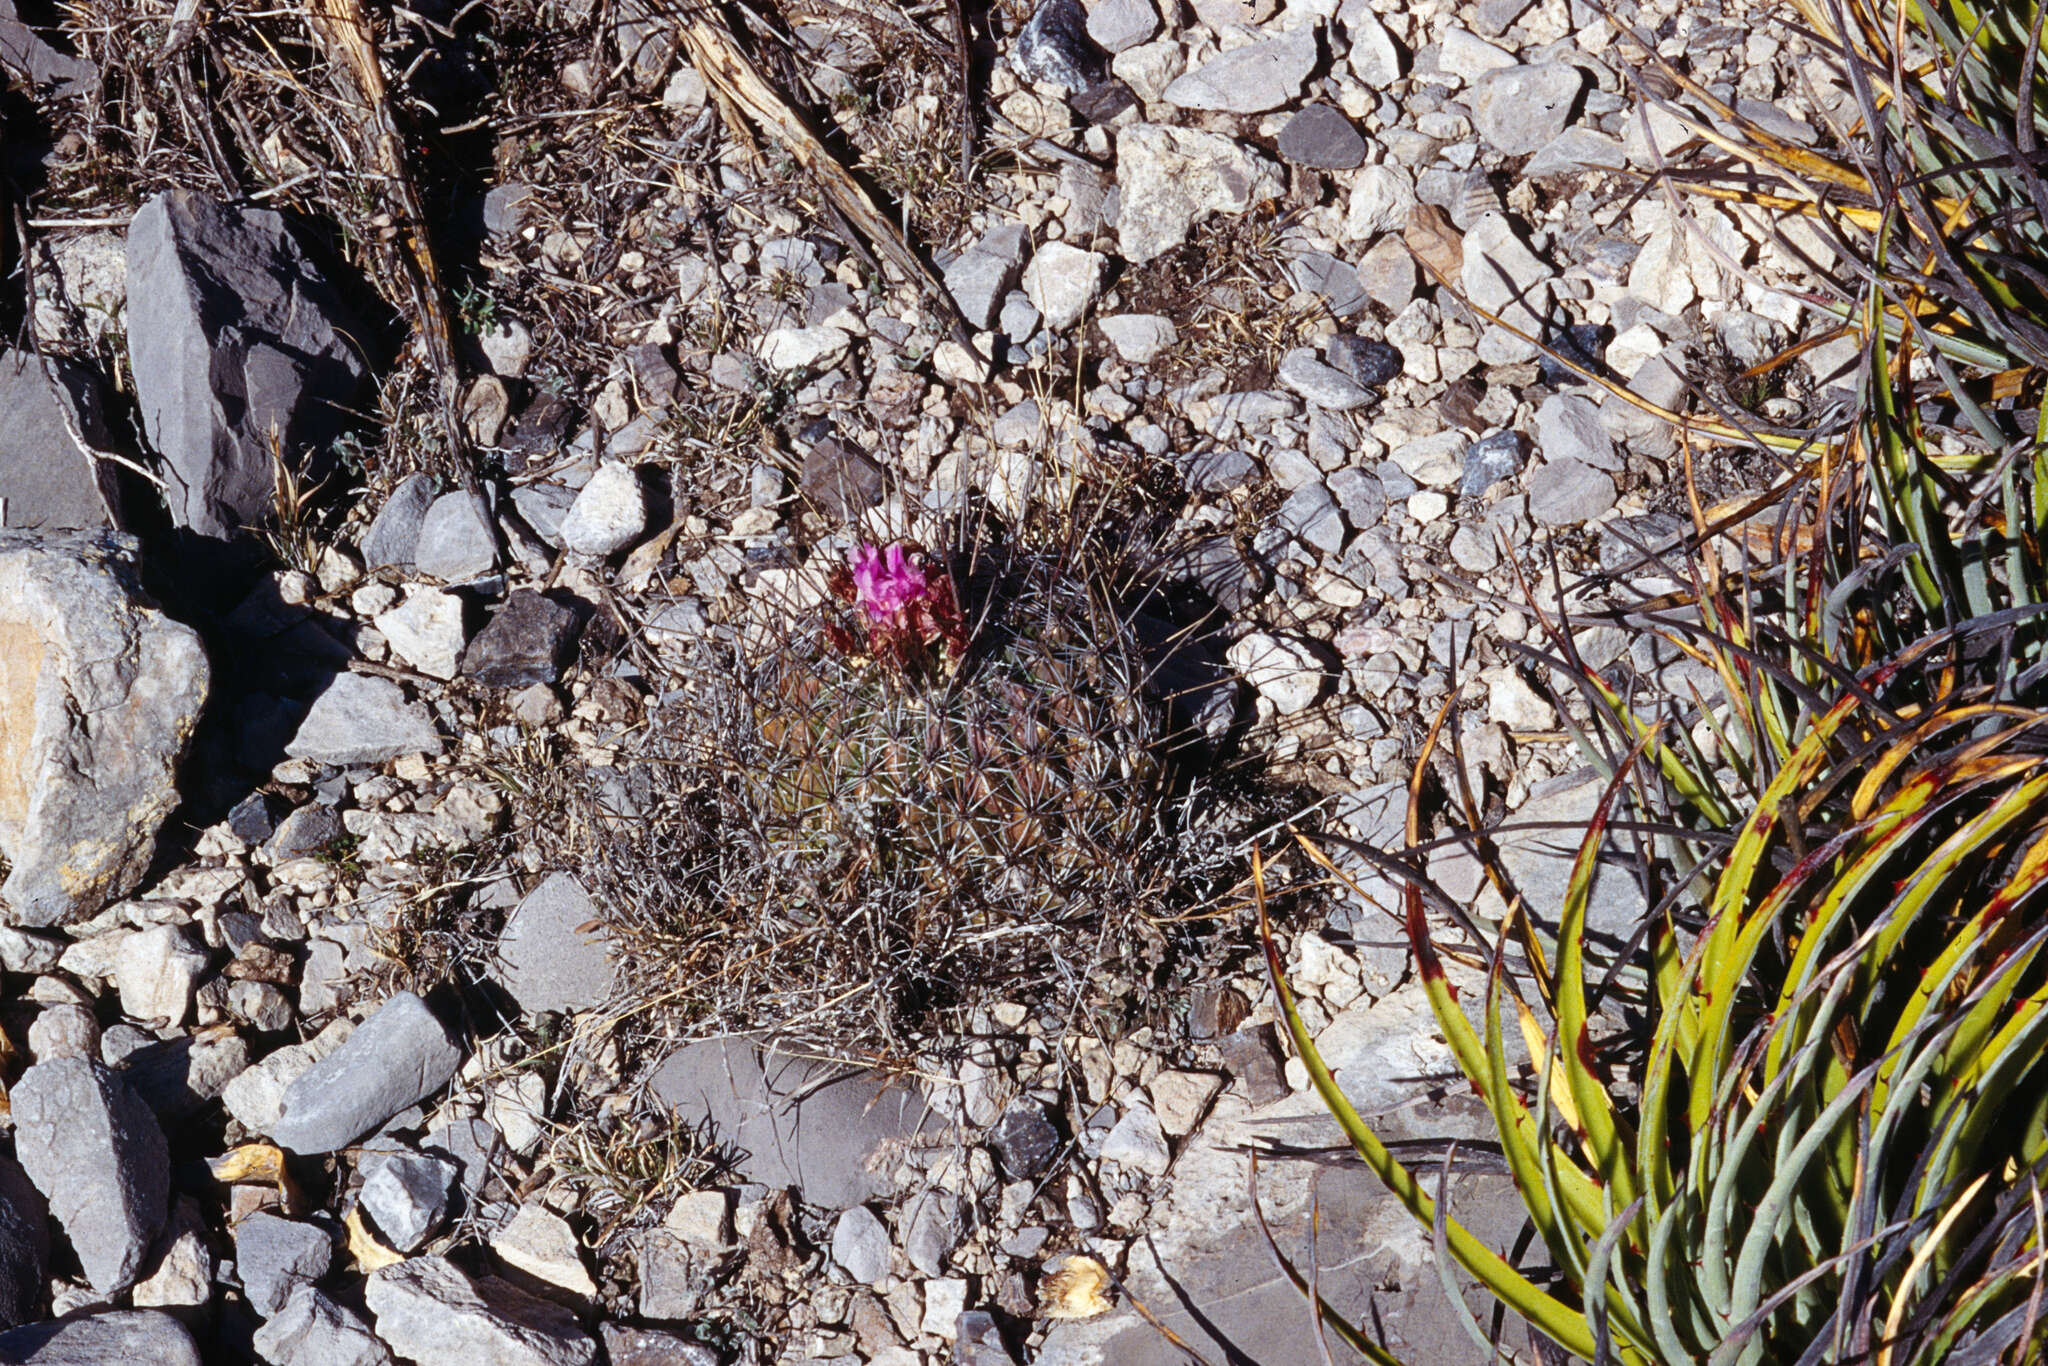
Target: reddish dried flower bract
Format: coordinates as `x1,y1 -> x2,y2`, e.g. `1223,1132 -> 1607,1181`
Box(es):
822,542 -> 969,680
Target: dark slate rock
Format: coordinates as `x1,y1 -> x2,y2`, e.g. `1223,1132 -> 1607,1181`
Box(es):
1461,430 -> 1525,498
648,1038 -> 938,1209
125,189 -> 367,539
268,991 -> 464,1154
0,350 -> 121,532
229,791 -> 278,845
799,436 -> 884,521
1537,322 -> 1611,385
495,873 -> 617,1015
267,803 -> 345,860
0,1309 -> 201,1366
9,1058 -> 169,1295
1214,1024 -> 1289,1106
956,1311 -> 1021,1366
360,472 -> 437,571
0,1157 -> 48,1331
461,591 -> 583,688
250,1285 -> 393,1366
1013,0 -> 1105,92
1325,335 -> 1403,388
1070,79 -> 1138,123
234,1212 -> 333,1318
509,484 -> 577,549
986,1105 -> 1060,1180
1277,105 -> 1367,170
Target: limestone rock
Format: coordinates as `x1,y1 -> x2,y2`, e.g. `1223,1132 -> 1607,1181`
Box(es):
1115,124 -> 1284,265
0,531 -> 208,927
10,1057 -> 170,1295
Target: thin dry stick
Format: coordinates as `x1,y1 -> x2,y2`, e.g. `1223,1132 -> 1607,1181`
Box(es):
677,11 -> 980,355
305,0 -> 495,555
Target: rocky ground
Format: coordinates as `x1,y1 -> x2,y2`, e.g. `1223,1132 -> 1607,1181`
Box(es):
0,0 -> 1852,1361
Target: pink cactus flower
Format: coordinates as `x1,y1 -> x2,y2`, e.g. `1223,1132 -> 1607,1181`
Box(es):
850,543 -> 928,623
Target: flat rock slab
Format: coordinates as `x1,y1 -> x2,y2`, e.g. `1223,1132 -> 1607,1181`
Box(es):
0,531 -> 208,928
495,873 -> 617,1015
649,1038 -> 938,1209
284,673 -> 442,766
250,1285 -> 393,1366
126,189 -> 367,538
365,1256 -> 597,1366
0,350 -> 121,532
10,1057 -> 169,1295
269,991 -> 464,1154
0,1310 -> 202,1366
1115,124 -> 1283,266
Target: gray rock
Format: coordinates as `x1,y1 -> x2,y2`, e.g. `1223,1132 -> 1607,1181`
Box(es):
360,474 -> 437,571
901,1189 -> 964,1277
1227,631 -> 1326,714
125,190 -> 366,538
0,1157 -> 48,1331
559,464 -> 646,557
997,290 -> 1040,342
1115,124 -> 1283,265
365,1256 -> 597,1366
269,803 -> 344,859
0,0 -> 96,94
1085,0 -> 1156,53
234,1212 -> 333,1318
957,1311 -> 1020,1366
421,1117 -> 506,1211
413,492 -> 497,581
372,587 -> 468,681
1097,313 -> 1177,363
1179,448 -> 1256,493
0,1310 -> 200,1366
1020,243 -> 1106,332
496,873 -> 617,1015
648,1039 -> 936,1209
1013,0 -> 1104,91
358,1152 -> 456,1252
461,591 -> 582,688
0,350 -> 121,532
1460,213 -> 1555,362
10,1057 -> 169,1295
0,532 -> 208,928
269,991 -> 464,1154
1460,430 -> 1525,496
120,1029 -> 251,1121
1527,456 -> 1617,526
113,923 -> 209,1027
285,674 -> 442,766
598,1324 -> 719,1366
1276,349 -> 1372,410
1277,105 -> 1366,170
482,185 -> 535,237
942,225 -> 1031,331
1288,250 -> 1369,317
1523,126 -> 1627,178
1327,335 -> 1402,388
1327,468 -> 1386,529
1099,1105 -> 1171,1175
251,1285 -> 392,1366
1472,63 -> 1585,155
1534,392 -> 1620,471
1164,27 -> 1317,113
800,436 -> 885,522
27,1003 -> 96,1063
1275,482 -> 1346,553
831,1205 -> 891,1285
987,1105 -> 1059,1180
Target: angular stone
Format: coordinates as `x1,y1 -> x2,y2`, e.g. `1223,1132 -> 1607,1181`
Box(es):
1460,430 -> 1525,497
831,1205 -> 891,1285
0,350 -> 121,531
1114,124 -> 1283,265
1277,349 -> 1372,410
1097,314 -> 1177,363
461,591 -> 582,688
126,190 -> 367,538
360,473 -> 437,571
0,0 -> 97,94
1524,126 -> 1627,178
599,1324 -> 719,1366
1288,250 -> 1369,317
1535,392 -> 1620,471
1020,242 -> 1106,332
1099,1105 -> 1171,1175
0,1156 -> 48,1331
648,1038 -> 936,1209
11,1057 -> 169,1294
490,1205 -> 597,1299
1013,0 -> 1104,91
560,463 -> 647,558
1277,105 -> 1366,170
414,492 -> 498,581
1163,27 -> 1316,113
252,1285 -> 393,1366
902,1189 -> 964,1277
269,992 -> 464,1154
497,873 -> 617,1016
285,673 -> 441,765
1471,63 -> 1584,155
111,924 -> 208,1028
374,588 -> 468,680
987,1105 -> 1060,1180
1527,456 -> 1617,526
943,226 -> 1030,332
365,1256 -> 597,1366
800,436 -> 885,521
0,1310 -> 201,1366
1226,632 -> 1325,714
0,532 -> 208,928
1085,0 -> 1156,53
359,1152 -> 456,1253
234,1211 -> 333,1318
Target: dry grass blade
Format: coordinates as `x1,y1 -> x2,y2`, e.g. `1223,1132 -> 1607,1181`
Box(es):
677,10 -> 978,353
